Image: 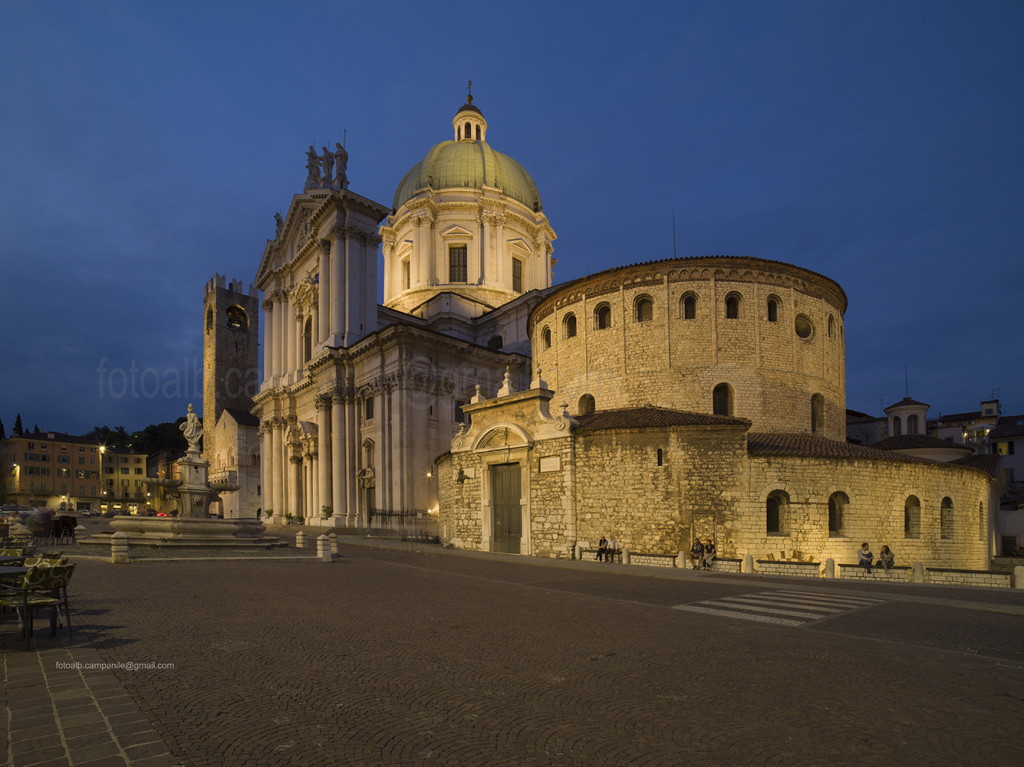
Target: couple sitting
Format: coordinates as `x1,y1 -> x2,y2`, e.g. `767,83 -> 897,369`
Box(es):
596,535 -> 621,562
688,538 -> 716,570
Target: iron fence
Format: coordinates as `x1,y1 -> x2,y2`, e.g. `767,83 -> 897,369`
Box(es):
366,508 -> 439,543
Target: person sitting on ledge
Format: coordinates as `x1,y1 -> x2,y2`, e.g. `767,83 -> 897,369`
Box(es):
596,534 -> 608,562
876,545 -> 894,571
858,542 -> 874,573
689,538 -> 704,570
702,539 -> 716,570
606,535 -> 621,563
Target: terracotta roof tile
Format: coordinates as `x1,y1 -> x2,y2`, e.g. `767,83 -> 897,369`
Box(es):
871,434 -> 972,452
574,407 -> 750,432
748,433 -> 940,464
951,454 -> 1002,478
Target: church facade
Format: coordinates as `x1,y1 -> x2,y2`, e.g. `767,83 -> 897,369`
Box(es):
238,93 -> 995,568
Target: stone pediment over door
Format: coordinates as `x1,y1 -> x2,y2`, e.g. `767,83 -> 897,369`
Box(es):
473,425 -> 530,452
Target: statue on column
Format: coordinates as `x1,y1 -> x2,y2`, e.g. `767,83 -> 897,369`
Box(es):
320,146 -> 334,185
334,142 -> 348,188
180,403 -> 203,456
305,145 -> 322,189
274,212 -> 284,237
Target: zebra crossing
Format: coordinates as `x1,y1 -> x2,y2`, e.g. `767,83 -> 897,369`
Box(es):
671,589 -> 884,627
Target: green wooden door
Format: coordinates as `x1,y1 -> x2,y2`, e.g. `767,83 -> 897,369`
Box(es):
491,463 -> 521,553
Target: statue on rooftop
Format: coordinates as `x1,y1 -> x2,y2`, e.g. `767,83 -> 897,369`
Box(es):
334,142 -> 348,186
305,145 -> 322,187
321,146 -> 334,184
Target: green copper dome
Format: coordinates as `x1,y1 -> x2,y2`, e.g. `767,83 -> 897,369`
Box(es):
393,139 -> 543,213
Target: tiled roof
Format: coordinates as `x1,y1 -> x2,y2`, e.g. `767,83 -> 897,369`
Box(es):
846,408 -> 881,423
747,433 -> 939,464
574,407 -> 750,432
951,454 -> 1002,478
989,415 -> 1024,439
871,434 -> 972,452
932,411 -> 982,423
223,407 -> 260,427
883,396 -> 929,411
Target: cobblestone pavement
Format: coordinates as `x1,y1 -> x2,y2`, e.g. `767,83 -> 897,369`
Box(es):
4,541 -> 1024,766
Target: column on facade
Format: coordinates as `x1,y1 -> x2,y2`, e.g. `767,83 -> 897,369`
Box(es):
271,419 -> 285,517
288,296 -> 300,374
260,424 -> 273,517
479,213 -> 491,287
316,397 -> 332,520
331,391 -> 346,522
495,216 -> 506,291
304,452 -> 313,520
289,455 -> 301,519
414,218 -> 428,287
318,239 -> 331,345
330,227 -> 345,345
346,390 -> 358,524
262,299 -> 274,383
345,232 -> 361,345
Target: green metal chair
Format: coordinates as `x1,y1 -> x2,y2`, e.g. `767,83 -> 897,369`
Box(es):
0,563 -> 76,650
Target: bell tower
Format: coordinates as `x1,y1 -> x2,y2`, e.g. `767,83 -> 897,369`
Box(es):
202,274 -> 260,458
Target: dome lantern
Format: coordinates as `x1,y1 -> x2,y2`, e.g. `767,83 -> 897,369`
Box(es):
453,82 -> 487,142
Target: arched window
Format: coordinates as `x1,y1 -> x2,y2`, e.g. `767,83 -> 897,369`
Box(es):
635,296 -> 653,323
979,501 -> 986,541
811,394 -> 825,434
365,396 -> 374,421
364,439 -> 375,468
226,305 -> 248,330
303,317 -> 312,363
828,315 -> 834,338
907,414 -> 919,435
828,492 -> 848,535
542,327 -> 552,349
941,497 -> 954,539
205,308 -> 214,333
904,495 -> 921,538
457,126 -> 461,140
712,383 -> 733,416
767,296 -> 780,323
681,293 -> 697,320
465,121 -> 472,139
766,490 -> 789,534
893,416 -> 902,436
578,394 -> 595,415
475,125 -> 481,140
725,293 -> 741,319
656,448 -> 664,466
594,303 -> 612,330
563,313 -> 577,339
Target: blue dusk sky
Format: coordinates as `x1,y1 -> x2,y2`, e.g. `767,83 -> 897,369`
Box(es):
1,0 -> 1021,435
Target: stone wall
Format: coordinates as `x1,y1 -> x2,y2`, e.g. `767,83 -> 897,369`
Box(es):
529,257 -> 847,439
740,456 -> 991,570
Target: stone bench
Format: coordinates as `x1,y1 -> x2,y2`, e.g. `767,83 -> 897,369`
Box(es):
580,547 -> 623,564
757,560 -> 822,578
629,552 -> 677,568
925,567 -> 1012,589
839,564 -> 910,581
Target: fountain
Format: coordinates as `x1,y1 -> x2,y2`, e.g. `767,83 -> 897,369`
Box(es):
80,405 -> 284,553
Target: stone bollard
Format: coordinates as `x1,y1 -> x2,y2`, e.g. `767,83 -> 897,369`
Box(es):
317,535 -> 330,562
742,554 -> 754,574
295,531 -> 307,549
110,531 -> 130,564
912,561 -> 925,583
1014,566 -> 1024,589
677,550 -> 685,568
329,533 -> 338,555
574,543 -> 582,561
622,548 -> 630,565
824,558 -> 836,580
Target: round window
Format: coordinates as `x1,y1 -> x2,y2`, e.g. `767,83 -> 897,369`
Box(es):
795,314 -> 814,339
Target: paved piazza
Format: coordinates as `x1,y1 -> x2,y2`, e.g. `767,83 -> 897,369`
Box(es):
4,541 -> 1024,766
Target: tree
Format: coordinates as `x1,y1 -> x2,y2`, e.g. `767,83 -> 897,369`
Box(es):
129,420 -> 187,455
13,414 -> 23,436
0,418 -> 5,440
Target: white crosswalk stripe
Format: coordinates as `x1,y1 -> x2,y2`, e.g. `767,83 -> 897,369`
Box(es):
672,590 -> 884,627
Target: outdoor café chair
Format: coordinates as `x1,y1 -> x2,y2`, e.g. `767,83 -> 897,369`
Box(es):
0,563 -> 76,650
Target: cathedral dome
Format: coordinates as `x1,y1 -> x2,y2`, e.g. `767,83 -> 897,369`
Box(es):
392,100 -> 543,213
